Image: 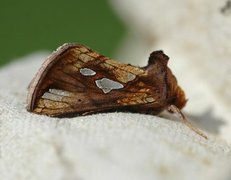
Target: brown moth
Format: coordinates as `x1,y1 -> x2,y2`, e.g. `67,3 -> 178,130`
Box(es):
27,43 -> 207,139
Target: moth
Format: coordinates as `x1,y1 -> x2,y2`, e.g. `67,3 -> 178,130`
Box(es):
27,43 -> 207,139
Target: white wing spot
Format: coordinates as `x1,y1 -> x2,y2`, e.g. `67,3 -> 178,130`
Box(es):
42,89 -> 72,101
80,68 -> 96,76
145,97 -> 155,103
42,92 -> 63,102
126,73 -> 136,82
95,78 -> 124,93
49,89 -> 72,96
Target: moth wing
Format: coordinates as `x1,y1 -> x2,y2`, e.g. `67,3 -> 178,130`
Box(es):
27,43 -> 162,117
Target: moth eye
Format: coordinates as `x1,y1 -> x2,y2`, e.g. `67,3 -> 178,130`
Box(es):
80,68 -> 96,76
95,78 -> 124,94
78,99 -> 81,102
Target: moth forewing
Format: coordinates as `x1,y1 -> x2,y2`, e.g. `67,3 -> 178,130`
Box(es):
27,44 -> 162,116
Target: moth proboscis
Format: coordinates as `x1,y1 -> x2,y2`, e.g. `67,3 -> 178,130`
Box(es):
27,43 -> 207,139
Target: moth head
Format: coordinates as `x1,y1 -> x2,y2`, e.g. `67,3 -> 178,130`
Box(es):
171,86 -> 187,110
166,68 -> 187,110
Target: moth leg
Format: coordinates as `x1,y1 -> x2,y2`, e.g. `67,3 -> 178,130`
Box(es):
167,105 -> 208,139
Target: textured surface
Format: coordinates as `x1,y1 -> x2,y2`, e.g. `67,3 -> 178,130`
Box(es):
0,53 -> 231,179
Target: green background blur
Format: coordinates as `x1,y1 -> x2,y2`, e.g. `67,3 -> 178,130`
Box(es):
0,0 -> 125,66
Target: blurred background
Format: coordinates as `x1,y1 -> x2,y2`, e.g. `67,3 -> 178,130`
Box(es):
0,0 -> 126,66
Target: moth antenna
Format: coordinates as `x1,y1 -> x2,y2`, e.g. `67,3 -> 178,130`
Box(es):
167,105 -> 208,139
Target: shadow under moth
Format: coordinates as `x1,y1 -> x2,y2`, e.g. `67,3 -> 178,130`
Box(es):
27,43 -> 207,139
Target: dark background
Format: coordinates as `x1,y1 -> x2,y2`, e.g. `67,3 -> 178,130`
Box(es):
0,0 -> 125,66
